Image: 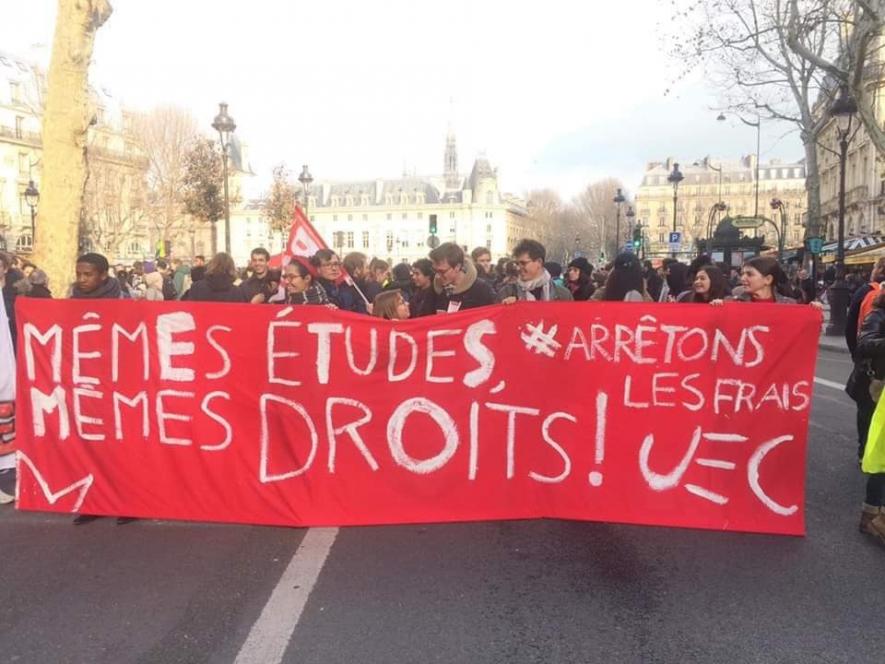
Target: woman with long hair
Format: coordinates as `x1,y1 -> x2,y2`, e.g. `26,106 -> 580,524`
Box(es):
565,257 -> 595,301
373,289 -> 410,320
284,260 -> 332,305
732,256 -> 796,303
593,252 -> 651,302
677,264 -> 728,303
181,253 -> 248,302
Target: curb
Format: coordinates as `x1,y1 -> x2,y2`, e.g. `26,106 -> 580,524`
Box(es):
818,342 -> 849,356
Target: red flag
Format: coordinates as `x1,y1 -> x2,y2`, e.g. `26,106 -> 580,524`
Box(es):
282,205 -> 351,285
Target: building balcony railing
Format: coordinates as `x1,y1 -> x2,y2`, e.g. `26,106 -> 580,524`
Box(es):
0,124 -> 41,146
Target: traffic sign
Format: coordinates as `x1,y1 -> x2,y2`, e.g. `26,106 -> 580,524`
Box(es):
731,216 -> 764,229
668,232 -> 681,253
427,234 -> 440,249
805,237 -> 823,255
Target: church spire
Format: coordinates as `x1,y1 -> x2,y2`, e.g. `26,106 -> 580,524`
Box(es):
444,123 -> 459,190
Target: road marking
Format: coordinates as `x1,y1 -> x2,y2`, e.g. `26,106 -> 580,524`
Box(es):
814,376 -> 845,391
235,527 -> 338,664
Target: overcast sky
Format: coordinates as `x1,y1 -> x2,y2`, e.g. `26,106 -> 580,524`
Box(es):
2,0 -> 804,200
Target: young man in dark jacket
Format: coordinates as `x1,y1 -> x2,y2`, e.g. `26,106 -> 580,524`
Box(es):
429,242 -> 496,313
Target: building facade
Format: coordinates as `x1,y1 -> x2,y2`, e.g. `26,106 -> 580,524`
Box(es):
297,131 -> 547,266
814,37 -> 885,243
634,156 -> 807,260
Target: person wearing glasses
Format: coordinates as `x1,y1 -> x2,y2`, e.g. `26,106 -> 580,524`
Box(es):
428,242 -> 496,313
310,249 -> 368,313
283,260 -> 332,306
498,239 -> 573,304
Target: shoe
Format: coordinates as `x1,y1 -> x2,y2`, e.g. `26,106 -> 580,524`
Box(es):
115,517 -> 138,525
860,504 -> 880,533
72,514 -> 100,525
866,514 -> 885,543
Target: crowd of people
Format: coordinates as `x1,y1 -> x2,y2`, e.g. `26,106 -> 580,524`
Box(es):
1,238 -> 868,530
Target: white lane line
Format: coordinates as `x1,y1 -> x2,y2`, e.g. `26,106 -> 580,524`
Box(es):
235,527 -> 339,664
814,376 -> 846,391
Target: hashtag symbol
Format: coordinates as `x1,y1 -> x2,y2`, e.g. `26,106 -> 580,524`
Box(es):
521,321 -> 561,358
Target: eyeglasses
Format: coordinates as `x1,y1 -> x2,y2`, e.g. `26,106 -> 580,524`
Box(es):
321,261 -> 341,269
433,264 -> 455,276
516,259 -> 537,267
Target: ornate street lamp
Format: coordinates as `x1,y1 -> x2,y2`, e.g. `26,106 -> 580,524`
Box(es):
298,164 -> 314,218
719,112 -> 761,219
770,198 -> 788,262
625,205 -> 636,245
667,162 -> 684,258
613,187 -> 625,256
212,102 -> 236,255
24,179 -> 39,250
826,85 -> 859,336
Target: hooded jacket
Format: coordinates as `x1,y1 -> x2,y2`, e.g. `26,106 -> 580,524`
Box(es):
431,259 -> 496,312
182,274 -> 248,303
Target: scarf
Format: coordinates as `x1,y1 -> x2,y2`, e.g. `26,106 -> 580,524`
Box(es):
288,284 -> 331,305
70,277 -> 122,299
516,270 -> 553,301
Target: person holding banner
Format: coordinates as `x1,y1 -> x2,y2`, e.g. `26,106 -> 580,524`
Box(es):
70,253 -> 129,300
592,252 -> 652,302
428,242 -> 496,313
311,249 -> 368,314
498,239 -> 573,304
730,257 -> 797,304
676,264 -> 729,303
372,289 -> 410,320
181,253 -> 248,303
283,260 -> 332,306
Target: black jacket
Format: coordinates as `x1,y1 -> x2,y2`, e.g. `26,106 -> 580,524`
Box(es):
846,282 -> 878,358
182,275 -> 248,303
431,260 -> 496,312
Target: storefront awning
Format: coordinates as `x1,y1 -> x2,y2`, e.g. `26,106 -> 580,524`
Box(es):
822,242 -> 885,264
821,235 -> 883,253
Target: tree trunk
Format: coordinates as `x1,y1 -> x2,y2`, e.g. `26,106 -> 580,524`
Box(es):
800,129 -> 823,240
33,0 -> 113,293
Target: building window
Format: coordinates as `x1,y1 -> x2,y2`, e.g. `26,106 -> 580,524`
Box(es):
362,231 -> 369,249
486,224 -> 492,232
14,116 -> 23,139
485,191 -> 493,205
658,233 -> 665,243
9,81 -> 21,104
385,231 -> 394,248
362,214 -> 368,221
332,214 -> 338,222
15,234 -> 33,252
347,214 -> 353,221
449,225 -> 456,234
449,211 -> 456,218
417,212 -> 423,219
346,232 -> 354,248
18,153 -> 28,175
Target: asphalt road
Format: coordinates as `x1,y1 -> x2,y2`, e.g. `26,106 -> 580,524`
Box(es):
1,346 -> 882,664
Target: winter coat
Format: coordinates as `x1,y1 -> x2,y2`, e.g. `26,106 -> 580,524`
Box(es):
317,278 -> 368,314
730,291 -> 797,304
182,274 -> 248,303
849,306 -> 885,403
409,285 -> 436,318
566,278 -> 595,301
431,259 -> 497,312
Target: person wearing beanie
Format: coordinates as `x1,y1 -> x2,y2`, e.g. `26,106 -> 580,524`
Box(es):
566,257 -> 595,301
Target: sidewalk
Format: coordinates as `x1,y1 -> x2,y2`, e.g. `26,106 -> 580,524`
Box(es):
819,333 -> 847,354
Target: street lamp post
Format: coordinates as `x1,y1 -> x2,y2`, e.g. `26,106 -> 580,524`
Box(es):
770,198 -> 788,262
718,112 -> 761,227
625,206 -> 635,248
298,164 -> 313,217
826,85 -> 858,336
212,102 -> 236,255
24,179 -> 39,251
668,162 -> 684,258
613,188 -> 625,256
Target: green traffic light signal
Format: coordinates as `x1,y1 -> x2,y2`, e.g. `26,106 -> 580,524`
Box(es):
429,214 -> 438,235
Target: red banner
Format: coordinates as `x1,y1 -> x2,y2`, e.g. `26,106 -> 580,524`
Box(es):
14,299 -> 819,534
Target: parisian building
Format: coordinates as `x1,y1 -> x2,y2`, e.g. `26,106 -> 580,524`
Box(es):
298,130 -> 548,266
634,156 -> 807,259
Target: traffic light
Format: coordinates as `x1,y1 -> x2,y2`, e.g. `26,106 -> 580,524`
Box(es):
429,214 -> 438,235
632,226 -> 642,253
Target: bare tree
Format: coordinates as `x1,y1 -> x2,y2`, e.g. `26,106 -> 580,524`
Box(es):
80,159 -> 147,257
131,106 -> 199,246
181,137 -> 224,255
666,0 -> 882,238
262,164 -> 299,252
787,0 -> 885,152
574,178 -> 631,260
